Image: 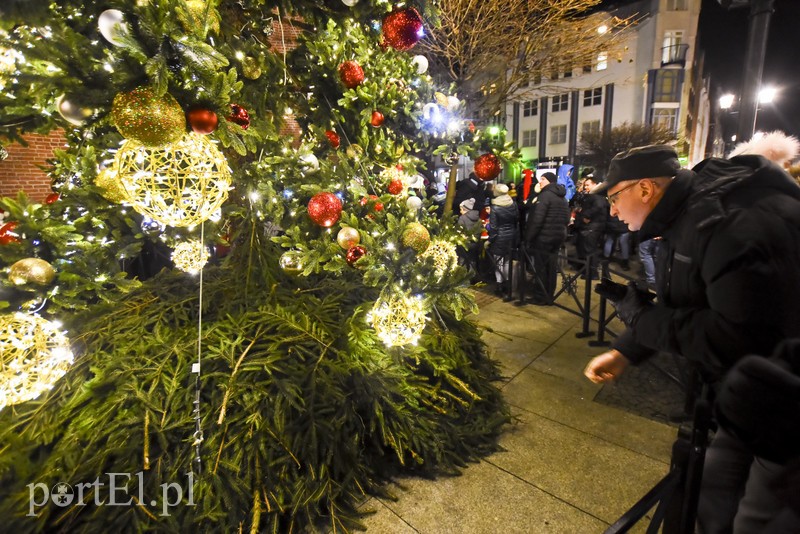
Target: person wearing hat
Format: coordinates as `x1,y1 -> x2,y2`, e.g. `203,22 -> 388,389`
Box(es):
582,144 -> 800,533
523,171 -> 570,305
456,198 -> 481,277
572,173 -> 608,279
488,183 -> 518,299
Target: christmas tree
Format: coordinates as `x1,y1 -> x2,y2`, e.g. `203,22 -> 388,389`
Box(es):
0,0 -> 513,531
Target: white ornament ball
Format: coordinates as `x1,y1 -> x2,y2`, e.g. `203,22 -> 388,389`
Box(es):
299,153 -> 319,173
98,9 -> 130,47
342,0 -> 359,5
411,55 -> 428,74
446,96 -> 460,112
406,195 -> 423,212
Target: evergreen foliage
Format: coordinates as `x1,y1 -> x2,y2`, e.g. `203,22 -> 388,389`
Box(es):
0,0 -> 512,531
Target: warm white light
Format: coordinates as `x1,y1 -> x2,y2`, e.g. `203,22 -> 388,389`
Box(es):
597,24 -> 608,34
758,86 -> 777,104
719,93 -> 735,110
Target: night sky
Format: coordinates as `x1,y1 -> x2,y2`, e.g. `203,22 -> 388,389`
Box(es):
699,0 -> 800,138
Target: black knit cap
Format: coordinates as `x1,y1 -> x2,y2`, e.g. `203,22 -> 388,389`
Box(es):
591,144 -> 680,194
541,171 -> 557,184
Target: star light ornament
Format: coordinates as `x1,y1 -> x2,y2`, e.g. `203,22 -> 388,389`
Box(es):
369,291 -> 428,347
113,133 -> 231,227
0,313 -> 74,410
171,241 -> 210,274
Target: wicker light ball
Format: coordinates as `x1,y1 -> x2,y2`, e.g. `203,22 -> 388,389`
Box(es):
8,258 -> 56,285
113,133 -> 231,227
0,312 -> 74,410
420,240 -> 458,277
369,291 -> 428,347
171,240 -> 210,274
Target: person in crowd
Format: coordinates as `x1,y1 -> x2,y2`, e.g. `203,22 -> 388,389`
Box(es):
573,173 -> 607,279
637,237 -> 659,289
456,198 -> 481,277
583,144 -> 800,533
453,172 -> 487,215
523,172 -> 570,305
507,181 -> 517,199
602,213 -> 631,273
487,183 -> 518,298
728,130 -> 799,169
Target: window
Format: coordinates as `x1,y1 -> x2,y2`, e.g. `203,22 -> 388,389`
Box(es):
583,63 -> 592,74
662,31 -> 684,64
533,75 -> 542,85
550,125 -> 567,144
563,68 -> 572,78
522,100 -> 538,117
583,88 -> 602,107
522,129 -> 537,147
654,70 -> 681,102
581,120 -> 601,139
551,94 -> 569,112
653,108 -> 678,133
550,70 -> 559,80
596,52 -> 608,71
666,0 -> 687,10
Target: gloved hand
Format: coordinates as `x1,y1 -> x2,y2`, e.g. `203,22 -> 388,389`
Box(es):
596,280 -> 655,327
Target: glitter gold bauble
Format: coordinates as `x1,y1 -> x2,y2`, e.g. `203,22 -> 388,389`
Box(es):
0,312 -> 74,410
473,153 -> 501,181
171,241 -> 210,274
112,87 -> 186,147
345,143 -> 364,161
178,0 -> 221,34
241,56 -> 262,79
113,133 -> 231,227
401,222 -> 430,253
8,258 -> 56,286
337,227 -> 360,249
279,250 -> 303,275
382,7 -> 424,51
369,291 -> 427,347
95,167 -> 129,204
420,240 -> 457,277
307,192 -> 342,227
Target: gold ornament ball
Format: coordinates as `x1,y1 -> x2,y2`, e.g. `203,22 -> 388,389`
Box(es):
401,222 -> 430,253
95,167 -> 129,203
0,312 -> 74,410
111,86 -> 187,147
8,258 -> 56,286
113,133 -> 231,228
279,250 -> 304,275
171,241 -> 210,274
241,56 -> 262,79
346,143 -> 364,161
336,227 -> 360,250
369,291 -> 428,347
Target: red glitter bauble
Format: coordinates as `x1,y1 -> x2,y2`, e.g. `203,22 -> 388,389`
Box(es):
371,110 -> 384,127
474,153 -> 501,181
0,221 -> 21,245
307,192 -> 343,227
44,193 -> 61,204
227,104 -> 250,130
187,107 -> 219,134
388,178 -> 404,195
325,130 -> 341,149
346,245 -> 367,267
382,7 -> 424,51
338,61 -> 365,89
360,195 -> 384,212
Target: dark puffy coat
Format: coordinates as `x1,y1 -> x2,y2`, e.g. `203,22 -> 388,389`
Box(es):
613,156 -> 800,381
524,183 -> 570,249
574,193 -> 608,231
453,177 -> 488,211
488,201 -> 519,256
605,214 -> 629,235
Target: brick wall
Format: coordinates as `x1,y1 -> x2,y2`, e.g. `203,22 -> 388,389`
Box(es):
0,130 -> 65,201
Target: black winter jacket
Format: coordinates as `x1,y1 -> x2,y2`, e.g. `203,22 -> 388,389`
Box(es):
574,193 -> 608,231
524,183 -> 570,249
488,200 -> 519,256
613,156 -> 800,381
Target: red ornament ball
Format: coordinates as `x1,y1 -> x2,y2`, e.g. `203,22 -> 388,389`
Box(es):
371,110 -> 384,127
44,193 -> 61,204
227,104 -> 250,130
382,7 -> 424,51
468,121 -> 476,133
307,192 -> 343,227
325,130 -> 341,149
346,245 -> 367,267
0,221 -> 21,245
338,61 -> 365,89
388,178 -> 404,195
360,195 -> 384,212
187,107 -> 219,134
474,153 -> 501,181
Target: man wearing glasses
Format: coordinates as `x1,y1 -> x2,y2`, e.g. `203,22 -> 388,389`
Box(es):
583,144 -> 800,533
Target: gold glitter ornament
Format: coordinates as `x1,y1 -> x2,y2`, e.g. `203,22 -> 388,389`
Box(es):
369,291 -> 428,347
178,0 -> 221,34
337,227 -> 360,249
171,241 -> 210,274
420,240 -> 458,277
241,56 -> 262,79
111,86 -> 186,147
279,250 -> 303,275
95,167 -> 129,203
8,258 -> 56,286
345,143 -> 364,161
0,312 -> 74,410
113,133 -> 231,227
401,222 -> 430,253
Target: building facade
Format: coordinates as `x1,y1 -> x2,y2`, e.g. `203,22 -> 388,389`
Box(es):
505,0 -> 711,172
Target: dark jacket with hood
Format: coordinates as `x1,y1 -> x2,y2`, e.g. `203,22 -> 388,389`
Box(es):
524,183 -> 570,249
488,194 -> 519,256
613,155 -> 800,382
574,192 -> 608,231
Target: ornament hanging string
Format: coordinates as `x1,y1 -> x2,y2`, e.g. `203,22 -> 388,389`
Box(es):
191,221 -> 205,475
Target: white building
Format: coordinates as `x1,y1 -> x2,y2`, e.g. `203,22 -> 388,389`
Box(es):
504,0 -> 711,172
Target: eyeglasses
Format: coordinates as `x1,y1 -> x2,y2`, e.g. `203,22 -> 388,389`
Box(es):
606,182 -> 638,206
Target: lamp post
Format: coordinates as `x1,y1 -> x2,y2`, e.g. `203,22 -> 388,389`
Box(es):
718,86 -> 777,153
